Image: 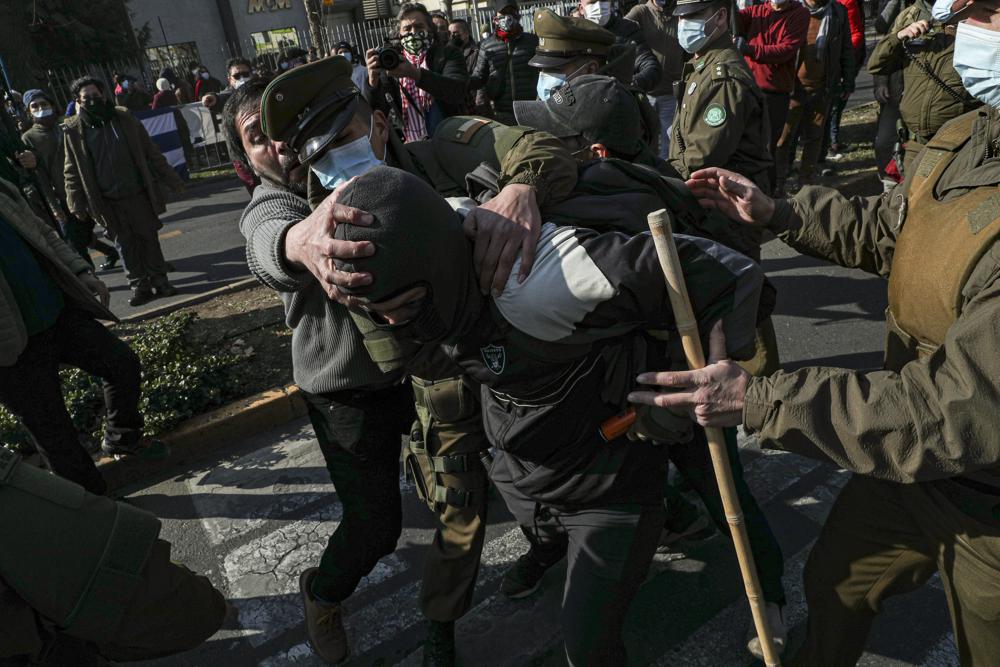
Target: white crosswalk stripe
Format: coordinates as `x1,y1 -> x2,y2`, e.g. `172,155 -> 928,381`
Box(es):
136,420 -> 962,667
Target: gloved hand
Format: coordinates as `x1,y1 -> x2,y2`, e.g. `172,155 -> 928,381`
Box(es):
734,36 -> 751,56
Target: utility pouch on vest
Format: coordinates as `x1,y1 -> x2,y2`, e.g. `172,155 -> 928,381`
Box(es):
408,376 -> 487,511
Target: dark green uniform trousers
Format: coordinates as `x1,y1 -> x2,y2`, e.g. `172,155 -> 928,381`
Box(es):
789,474 -> 1000,666
1,539 -> 226,663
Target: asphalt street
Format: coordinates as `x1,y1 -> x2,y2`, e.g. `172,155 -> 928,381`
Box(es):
96,176 -> 252,315
122,237 -> 960,667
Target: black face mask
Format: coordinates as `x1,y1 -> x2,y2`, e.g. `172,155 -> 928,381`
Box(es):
450,34 -> 465,47
80,97 -> 115,125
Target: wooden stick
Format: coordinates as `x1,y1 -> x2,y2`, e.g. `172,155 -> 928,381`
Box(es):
646,209 -> 781,667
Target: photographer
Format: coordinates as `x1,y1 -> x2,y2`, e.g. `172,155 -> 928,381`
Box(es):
365,2 -> 469,143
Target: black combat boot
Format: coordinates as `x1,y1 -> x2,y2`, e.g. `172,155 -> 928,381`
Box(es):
422,619 -> 456,667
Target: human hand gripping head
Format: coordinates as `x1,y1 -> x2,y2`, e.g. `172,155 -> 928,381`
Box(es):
331,166 -> 476,346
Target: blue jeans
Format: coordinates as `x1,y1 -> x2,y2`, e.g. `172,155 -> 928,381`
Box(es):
650,94 -> 677,160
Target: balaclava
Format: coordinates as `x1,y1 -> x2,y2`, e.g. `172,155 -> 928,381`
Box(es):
333,166 -> 478,352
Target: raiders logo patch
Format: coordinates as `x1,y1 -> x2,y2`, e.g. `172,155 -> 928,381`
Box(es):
481,344 -> 506,375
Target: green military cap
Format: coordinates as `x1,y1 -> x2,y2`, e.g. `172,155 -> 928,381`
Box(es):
261,55 -> 360,163
528,9 -> 616,68
673,0 -> 722,16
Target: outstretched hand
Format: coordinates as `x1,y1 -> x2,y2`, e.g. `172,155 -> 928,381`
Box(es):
685,168 -> 776,227
627,321 -> 751,428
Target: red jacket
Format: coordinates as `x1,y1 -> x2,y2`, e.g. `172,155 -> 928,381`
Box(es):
738,2 -> 811,94
838,0 -> 866,52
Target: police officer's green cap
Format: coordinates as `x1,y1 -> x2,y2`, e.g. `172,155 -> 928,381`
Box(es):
528,9 -> 616,68
261,56 -> 360,163
673,0 -> 724,16
513,74 -> 643,157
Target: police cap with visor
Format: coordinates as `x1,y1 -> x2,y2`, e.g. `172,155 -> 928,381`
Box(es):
260,56 -> 360,164
529,9 -> 616,68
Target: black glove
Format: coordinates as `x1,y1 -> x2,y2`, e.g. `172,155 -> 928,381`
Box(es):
734,36 -> 751,56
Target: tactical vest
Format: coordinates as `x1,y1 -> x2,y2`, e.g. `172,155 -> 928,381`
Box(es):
0,450 -> 161,642
404,116 -> 529,198
885,112 -> 1000,371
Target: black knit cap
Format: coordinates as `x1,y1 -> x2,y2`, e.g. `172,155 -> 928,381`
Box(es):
333,166 -> 473,339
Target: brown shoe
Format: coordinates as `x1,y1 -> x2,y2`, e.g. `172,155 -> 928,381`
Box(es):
300,568 -> 349,664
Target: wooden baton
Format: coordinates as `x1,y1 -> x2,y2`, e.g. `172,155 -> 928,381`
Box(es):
646,208 -> 781,667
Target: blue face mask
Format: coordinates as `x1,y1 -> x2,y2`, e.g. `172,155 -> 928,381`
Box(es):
311,124 -> 384,191
536,63 -> 588,101
953,22 -> 1000,109
537,71 -> 567,101
677,9 -> 722,54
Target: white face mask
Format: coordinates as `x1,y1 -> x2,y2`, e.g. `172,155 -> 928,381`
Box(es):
953,21 -> 1000,109
31,108 -> 54,119
200,72 -> 210,80
931,0 -> 957,21
584,1 -> 612,25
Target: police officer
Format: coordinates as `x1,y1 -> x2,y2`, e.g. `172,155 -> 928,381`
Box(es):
639,0 -> 1000,661
528,9 -> 662,155
530,8 -> 617,100
671,0 -> 781,380
868,0 -> 980,175
669,0 -> 772,192
0,448 -> 226,665
232,57 -> 578,666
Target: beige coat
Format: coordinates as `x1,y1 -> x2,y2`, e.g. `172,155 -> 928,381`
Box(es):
0,180 -> 116,366
62,107 -> 182,234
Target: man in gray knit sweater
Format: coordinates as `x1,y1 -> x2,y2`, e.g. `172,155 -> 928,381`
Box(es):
230,58 -> 579,666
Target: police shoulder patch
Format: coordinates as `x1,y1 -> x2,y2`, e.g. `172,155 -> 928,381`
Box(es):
703,103 -> 727,127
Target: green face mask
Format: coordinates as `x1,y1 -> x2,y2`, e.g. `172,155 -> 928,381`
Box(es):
401,31 -> 431,56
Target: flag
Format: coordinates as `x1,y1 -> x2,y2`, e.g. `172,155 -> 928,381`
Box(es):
134,107 -> 188,180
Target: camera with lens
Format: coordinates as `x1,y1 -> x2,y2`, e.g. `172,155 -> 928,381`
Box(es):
376,44 -> 402,70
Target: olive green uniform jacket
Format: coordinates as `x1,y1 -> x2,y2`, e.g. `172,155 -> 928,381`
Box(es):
669,36 -> 772,190
63,108 -> 183,234
867,1 -> 979,144
744,106 -> 1000,489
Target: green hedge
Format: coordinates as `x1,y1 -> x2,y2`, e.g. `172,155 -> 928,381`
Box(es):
0,311 -> 241,453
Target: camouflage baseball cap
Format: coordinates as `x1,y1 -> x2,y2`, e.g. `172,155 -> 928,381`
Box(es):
529,9 -> 616,68
260,56 -> 360,163
513,74 -> 644,157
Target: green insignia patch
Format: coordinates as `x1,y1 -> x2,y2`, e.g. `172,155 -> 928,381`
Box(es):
703,104 -> 726,127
